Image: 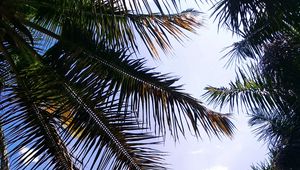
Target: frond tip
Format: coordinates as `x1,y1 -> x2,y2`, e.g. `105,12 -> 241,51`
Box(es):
206,111 -> 235,138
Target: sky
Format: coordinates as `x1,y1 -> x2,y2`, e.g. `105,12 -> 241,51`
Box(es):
138,1 -> 269,170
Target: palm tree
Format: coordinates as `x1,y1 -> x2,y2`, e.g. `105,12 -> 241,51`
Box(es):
204,35 -> 300,170
0,0 -> 234,169
205,1 -> 300,169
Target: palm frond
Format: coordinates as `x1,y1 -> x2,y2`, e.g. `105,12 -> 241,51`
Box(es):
62,83 -> 166,170
0,60 -> 162,170
212,0 -> 300,65
0,122 -> 9,170
1,36 -> 167,169
223,23 -> 279,66
0,54 -> 79,170
214,35 -> 300,112
249,109 -> 293,146
17,0 -> 203,57
249,108 -> 300,170
250,159 -> 273,170
42,28 -> 234,139
0,57 -> 11,170
205,32 -> 300,170
204,68 -> 277,112
16,61 -> 166,169
211,0 -> 300,34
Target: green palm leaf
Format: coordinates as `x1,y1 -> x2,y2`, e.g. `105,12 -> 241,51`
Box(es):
204,68 -> 277,113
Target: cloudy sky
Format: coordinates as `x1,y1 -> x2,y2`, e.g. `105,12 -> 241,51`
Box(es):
139,1 -> 269,170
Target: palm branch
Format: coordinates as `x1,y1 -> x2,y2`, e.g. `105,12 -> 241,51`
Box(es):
15,0 -> 203,57
204,68 -> 278,113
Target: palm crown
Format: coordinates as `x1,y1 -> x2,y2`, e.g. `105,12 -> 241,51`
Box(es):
0,0 -> 234,169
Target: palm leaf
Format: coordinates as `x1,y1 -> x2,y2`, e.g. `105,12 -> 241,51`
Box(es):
17,61 -> 166,169
211,0 -> 300,34
62,83 -> 166,169
0,63 -> 9,169
212,0 -> 300,66
1,34 -> 167,169
249,108 -> 300,170
204,68 -> 277,113
0,54 -> 165,169
0,49 -> 79,170
42,26 -> 234,139
14,0 -> 203,57
250,159 -> 273,170
249,109 -> 292,146
0,123 -> 9,170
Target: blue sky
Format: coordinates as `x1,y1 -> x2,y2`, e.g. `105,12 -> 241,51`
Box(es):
139,1 -> 269,170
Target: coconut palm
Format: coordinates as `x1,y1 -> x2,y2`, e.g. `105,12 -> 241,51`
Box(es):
206,1 -> 300,169
207,0 -> 300,112
0,0 -> 235,169
204,34 -> 300,169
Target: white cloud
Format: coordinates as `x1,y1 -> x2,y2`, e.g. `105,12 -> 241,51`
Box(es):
20,147 -> 39,164
190,149 -> 204,155
205,165 -> 228,170
215,145 -> 222,149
